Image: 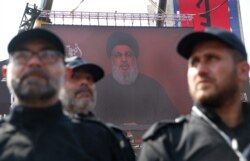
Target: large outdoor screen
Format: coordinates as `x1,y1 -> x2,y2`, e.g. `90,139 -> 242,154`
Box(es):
42,25 -> 194,148
43,25 -> 193,126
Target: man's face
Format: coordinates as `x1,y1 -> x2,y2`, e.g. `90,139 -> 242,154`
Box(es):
187,40 -> 245,108
6,39 -> 65,105
110,44 -> 139,85
60,68 -> 96,114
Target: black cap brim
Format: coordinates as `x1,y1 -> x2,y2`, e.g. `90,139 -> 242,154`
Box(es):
177,28 -> 247,60
177,32 -> 226,59
8,28 -> 65,55
73,64 -> 104,82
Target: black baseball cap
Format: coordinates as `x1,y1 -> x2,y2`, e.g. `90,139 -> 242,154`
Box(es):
65,56 -> 104,82
177,27 -> 247,60
106,31 -> 139,57
8,28 -> 65,55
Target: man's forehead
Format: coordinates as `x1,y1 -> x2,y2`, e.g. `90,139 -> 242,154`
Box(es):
112,44 -> 133,51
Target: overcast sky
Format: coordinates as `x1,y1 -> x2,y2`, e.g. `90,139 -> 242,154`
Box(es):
0,0 -> 249,62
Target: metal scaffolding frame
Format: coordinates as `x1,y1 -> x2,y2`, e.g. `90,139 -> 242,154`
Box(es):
18,3 -> 41,33
38,10 -> 194,27
18,3 -> 194,31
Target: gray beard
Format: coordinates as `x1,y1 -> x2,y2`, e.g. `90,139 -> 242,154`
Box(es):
60,88 -> 96,114
112,63 -> 139,85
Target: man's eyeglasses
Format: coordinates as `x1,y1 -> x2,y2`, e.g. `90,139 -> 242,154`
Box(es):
10,49 -> 63,64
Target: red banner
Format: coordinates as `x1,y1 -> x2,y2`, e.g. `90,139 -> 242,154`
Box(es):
179,0 -> 230,31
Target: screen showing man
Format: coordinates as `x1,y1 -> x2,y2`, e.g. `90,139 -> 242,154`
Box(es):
94,31 -> 179,126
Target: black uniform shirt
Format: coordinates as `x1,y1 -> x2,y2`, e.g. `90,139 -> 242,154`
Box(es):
70,112 -> 136,161
0,102 -> 93,161
138,102 -> 250,161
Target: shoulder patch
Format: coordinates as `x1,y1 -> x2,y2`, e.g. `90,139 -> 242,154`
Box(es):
106,123 -> 125,134
105,123 -> 129,148
143,116 -> 187,141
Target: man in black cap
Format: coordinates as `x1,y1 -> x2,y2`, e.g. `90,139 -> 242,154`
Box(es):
60,56 -> 135,161
60,56 -> 104,117
95,31 -> 178,126
0,29 -> 93,161
138,27 -> 250,161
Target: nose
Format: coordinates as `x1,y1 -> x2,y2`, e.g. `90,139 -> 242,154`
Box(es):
79,78 -> 89,86
26,55 -> 42,67
196,63 -> 209,76
121,54 -> 127,61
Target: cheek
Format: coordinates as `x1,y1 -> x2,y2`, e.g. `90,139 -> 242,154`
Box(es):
65,84 -> 76,94
128,58 -> 135,65
187,68 -> 197,89
7,65 -> 20,81
50,65 -> 65,87
126,57 -> 136,67
111,58 -> 120,66
212,64 -> 233,81
68,82 -> 79,90
51,64 -> 65,77
91,84 -> 96,92
187,68 -> 197,80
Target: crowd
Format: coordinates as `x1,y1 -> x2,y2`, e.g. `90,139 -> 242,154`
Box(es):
0,27 -> 249,161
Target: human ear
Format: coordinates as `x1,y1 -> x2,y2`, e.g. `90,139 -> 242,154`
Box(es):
238,61 -> 249,81
2,65 -> 7,82
65,67 -> 73,80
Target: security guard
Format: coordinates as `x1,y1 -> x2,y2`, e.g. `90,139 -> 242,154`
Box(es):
0,29 -> 93,161
60,56 -> 135,161
138,27 -> 250,161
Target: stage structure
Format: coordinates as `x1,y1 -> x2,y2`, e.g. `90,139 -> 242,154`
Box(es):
37,10 -> 194,27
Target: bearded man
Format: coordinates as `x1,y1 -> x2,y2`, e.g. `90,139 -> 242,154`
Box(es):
95,31 -> 178,125
0,29 -> 93,161
60,56 -> 135,161
139,27 -> 250,161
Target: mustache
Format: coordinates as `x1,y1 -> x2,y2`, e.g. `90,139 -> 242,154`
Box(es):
199,73 -> 213,81
196,74 -> 215,85
120,62 -> 129,66
19,68 -> 49,82
75,85 -> 92,96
